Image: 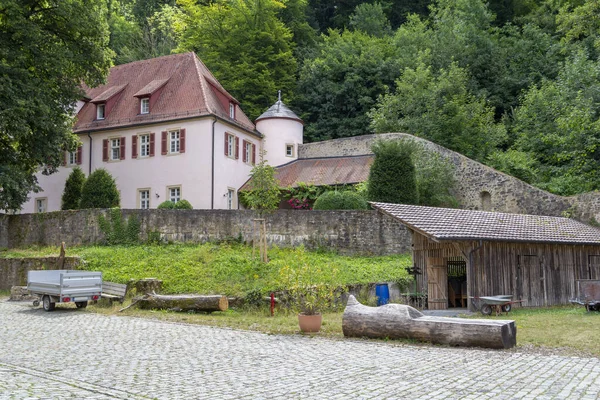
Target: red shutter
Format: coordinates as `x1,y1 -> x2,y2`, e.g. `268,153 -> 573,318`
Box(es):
132,135 -> 138,159
235,136 -> 239,159
62,151 -> 67,166
102,139 -> 108,162
120,137 -> 126,160
161,131 -> 167,155
252,144 -> 256,165
242,140 -> 247,163
150,133 -> 155,157
224,132 -> 228,156
76,146 -> 83,165
180,129 -> 186,153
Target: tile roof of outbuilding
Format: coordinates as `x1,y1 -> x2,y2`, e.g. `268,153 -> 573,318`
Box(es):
371,202 -> 600,245
74,52 -> 256,133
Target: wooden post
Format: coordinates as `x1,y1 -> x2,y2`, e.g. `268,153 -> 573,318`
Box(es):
253,218 -> 268,263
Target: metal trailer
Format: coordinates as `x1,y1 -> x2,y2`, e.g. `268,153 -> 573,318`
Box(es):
27,270 -> 102,311
570,280 -> 600,311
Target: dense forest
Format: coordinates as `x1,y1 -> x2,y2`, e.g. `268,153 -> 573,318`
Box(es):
1,0 -> 599,212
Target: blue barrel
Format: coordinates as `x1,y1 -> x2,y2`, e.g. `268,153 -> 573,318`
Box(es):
376,283 -> 390,306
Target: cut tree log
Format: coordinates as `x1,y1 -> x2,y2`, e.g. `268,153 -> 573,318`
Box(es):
342,295 -> 516,349
137,294 -> 228,312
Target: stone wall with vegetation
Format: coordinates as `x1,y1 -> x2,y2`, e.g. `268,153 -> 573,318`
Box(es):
299,133 -> 600,224
0,256 -> 81,290
2,209 -> 411,255
0,214 -> 7,249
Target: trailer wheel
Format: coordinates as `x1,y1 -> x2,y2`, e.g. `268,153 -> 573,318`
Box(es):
480,304 -> 492,315
42,295 -> 55,312
75,301 -> 88,309
502,304 -> 512,313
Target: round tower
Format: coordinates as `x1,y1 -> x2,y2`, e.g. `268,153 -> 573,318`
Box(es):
255,92 -> 303,167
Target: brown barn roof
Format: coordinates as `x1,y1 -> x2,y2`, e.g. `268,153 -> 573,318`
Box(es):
371,202 -> 600,245
75,52 -> 256,133
241,155 -> 374,190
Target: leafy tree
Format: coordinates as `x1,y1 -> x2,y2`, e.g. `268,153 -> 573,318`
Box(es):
240,159 -> 281,215
412,145 -> 458,208
0,0 -> 112,211
313,190 -> 368,210
367,140 -> 417,204
369,62 -> 506,162
349,3 -> 391,37
296,30 -> 402,141
80,169 -> 120,209
61,168 -> 87,210
177,0 -> 297,120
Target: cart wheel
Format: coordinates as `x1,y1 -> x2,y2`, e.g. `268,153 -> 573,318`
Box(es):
481,304 -> 492,315
75,301 -> 88,309
32,300 -> 40,307
42,295 -> 55,312
502,304 -> 512,313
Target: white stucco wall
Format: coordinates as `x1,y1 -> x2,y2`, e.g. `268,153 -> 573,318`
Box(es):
256,118 -> 303,167
19,117 -> 261,212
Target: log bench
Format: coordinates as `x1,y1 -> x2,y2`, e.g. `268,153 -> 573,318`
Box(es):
342,295 -> 516,349
101,281 -> 128,303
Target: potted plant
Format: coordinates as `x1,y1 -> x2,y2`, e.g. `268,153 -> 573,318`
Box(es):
280,262 -> 342,333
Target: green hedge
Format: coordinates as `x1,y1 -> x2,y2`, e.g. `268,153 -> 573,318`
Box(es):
313,191 -> 368,210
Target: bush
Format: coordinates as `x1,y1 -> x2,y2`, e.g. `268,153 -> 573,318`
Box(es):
367,140 -> 418,205
98,208 -> 140,245
174,199 -> 193,209
313,191 -> 368,210
79,168 -> 120,209
157,201 -> 175,209
61,167 -> 86,210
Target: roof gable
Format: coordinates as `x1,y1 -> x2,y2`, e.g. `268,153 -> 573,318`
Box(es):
371,202 -> 600,245
75,52 -> 255,132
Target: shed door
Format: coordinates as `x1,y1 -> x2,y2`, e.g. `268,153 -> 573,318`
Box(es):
427,257 -> 447,310
518,255 -> 540,305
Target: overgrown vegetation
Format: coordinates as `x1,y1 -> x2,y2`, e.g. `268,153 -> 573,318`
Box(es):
98,208 -> 141,245
367,140 -> 417,204
157,200 -> 193,209
239,158 -> 281,214
313,190 -> 368,210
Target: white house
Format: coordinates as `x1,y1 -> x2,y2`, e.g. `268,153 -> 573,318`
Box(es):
22,52 -> 303,213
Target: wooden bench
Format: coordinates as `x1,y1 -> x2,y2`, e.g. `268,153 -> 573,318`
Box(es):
101,281 -> 128,303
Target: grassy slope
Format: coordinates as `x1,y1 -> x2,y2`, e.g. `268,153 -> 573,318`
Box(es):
1,243 -> 412,296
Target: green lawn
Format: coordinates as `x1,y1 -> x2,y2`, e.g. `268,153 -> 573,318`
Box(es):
1,243 -> 412,297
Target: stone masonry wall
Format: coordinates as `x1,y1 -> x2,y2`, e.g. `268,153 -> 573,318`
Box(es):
2,209 -> 411,255
0,256 -> 81,290
299,133 -> 600,223
0,214 -> 7,249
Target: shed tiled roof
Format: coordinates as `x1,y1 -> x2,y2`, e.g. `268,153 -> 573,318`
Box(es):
75,52 -> 256,133
371,202 -> 600,245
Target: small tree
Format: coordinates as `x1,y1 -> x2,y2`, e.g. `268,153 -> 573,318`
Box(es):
367,140 -> 418,204
240,157 -> 281,262
61,167 -> 86,210
80,168 -> 120,209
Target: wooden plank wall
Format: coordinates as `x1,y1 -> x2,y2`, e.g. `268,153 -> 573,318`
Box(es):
411,231 -> 600,309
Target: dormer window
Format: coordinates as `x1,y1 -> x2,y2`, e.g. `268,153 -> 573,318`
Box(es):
140,98 -> 150,114
97,104 -> 105,120
229,102 -> 235,119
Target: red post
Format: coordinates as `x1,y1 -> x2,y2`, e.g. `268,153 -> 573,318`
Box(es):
270,292 -> 275,317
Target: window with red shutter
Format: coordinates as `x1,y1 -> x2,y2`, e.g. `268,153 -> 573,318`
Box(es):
235,136 -> 239,159
252,144 -> 256,165
132,135 -> 138,159
224,132 -> 229,156
150,133 -> 155,156
242,140 -> 247,163
180,129 -> 186,153
102,139 -> 108,162
161,131 -> 167,155
120,137 -> 126,160
76,146 -> 83,165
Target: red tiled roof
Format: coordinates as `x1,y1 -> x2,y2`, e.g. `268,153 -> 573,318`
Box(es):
371,202 -> 600,245
90,85 -> 127,103
241,155 -> 374,190
74,52 -> 256,133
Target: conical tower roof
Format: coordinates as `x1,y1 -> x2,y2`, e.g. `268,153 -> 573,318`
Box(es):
256,92 -> 303,123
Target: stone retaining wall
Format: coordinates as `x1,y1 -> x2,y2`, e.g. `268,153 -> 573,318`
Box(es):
2,209 -> 411,256
0,256 -> 81,290
299,133 -> 600,223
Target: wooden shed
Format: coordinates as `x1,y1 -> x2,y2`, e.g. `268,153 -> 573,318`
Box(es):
371,202 -> 600,310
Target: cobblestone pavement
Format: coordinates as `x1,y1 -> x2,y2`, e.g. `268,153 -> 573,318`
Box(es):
1,300 -> 599,400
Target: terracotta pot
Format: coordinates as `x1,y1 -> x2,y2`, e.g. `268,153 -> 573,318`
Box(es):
298,313 -> 322,333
